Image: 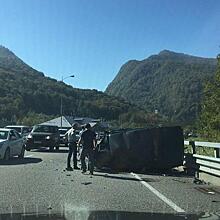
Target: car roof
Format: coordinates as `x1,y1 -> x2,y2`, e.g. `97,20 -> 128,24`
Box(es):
35,124 -> 58,127
6,125 -> 29,128
0,128 -> 13,132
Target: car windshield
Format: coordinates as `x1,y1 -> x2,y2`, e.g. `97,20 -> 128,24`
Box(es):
0,130 -> 8,140
59,129 -> 68,135
7,127 -> 21,133
32,125 -> 57,133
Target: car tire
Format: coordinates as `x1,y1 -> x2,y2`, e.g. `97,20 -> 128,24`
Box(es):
25,146 -> 31,151
4,148 -> 10,161
18,146 -> 25,159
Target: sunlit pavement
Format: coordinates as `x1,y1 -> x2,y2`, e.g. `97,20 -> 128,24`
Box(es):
0,148 -> 220,216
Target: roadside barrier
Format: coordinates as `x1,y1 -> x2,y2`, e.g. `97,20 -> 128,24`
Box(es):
184,141 -> 220,185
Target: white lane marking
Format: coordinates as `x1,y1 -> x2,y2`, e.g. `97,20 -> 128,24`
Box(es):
131,172 -> 185,213
25,155 -> 33,158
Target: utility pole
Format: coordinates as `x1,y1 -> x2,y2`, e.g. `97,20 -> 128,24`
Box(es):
60,75 -> 75,128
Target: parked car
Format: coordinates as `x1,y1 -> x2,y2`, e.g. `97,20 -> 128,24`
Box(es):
58,128 -> 69,147
26,125 -> 60,151
5,125 -> 31,137
0,128 -> 25,160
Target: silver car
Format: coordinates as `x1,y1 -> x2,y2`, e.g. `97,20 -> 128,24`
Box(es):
0,128 -> 25,160
5,125 -> 31,137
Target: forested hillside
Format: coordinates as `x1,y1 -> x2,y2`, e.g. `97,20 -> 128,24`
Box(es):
199,55 -> 220,141
0,46 -> 160,128
106,50 -> 217,125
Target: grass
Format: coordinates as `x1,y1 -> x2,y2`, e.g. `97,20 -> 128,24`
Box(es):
184,137 -> 219,157
184,145 -> 215,157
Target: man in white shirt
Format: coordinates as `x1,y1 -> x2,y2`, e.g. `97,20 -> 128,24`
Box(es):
65,123 -> 80,171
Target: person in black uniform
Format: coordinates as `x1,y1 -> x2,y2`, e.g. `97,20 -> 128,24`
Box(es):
78,123 -> 96,175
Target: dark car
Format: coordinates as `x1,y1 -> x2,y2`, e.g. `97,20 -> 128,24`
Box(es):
25,125 -> 60,151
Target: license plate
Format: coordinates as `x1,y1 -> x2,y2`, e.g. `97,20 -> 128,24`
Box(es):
34,141 -> 42,144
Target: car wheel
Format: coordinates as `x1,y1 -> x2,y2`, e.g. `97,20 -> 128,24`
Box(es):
18,146 -> 25,159
4,148 -> 10,161
25,144 -> 31,151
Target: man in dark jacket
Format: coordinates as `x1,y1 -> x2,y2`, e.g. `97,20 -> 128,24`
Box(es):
78,123 -> 96,175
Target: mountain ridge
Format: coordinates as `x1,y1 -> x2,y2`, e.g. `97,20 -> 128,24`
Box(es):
106,50 -> 217,124
0,46 -> 157,128
0,45 -> 45,78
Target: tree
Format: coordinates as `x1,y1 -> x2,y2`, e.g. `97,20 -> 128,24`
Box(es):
199,55 -> 220,141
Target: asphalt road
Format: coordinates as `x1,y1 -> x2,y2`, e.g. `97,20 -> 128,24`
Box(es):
0,148 -> 220,218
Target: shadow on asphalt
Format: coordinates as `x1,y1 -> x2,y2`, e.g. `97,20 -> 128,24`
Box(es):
31,148 -> 68,153
93,173 -> 139,181
136,168 -> 193,177
0,210 -> 211,220
95,167 -> 120,174
95,167 -> 192,179
0,157 -> 42,165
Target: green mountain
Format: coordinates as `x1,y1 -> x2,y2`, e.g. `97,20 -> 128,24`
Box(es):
106,50 -> 217,125
0,45 -> 157,128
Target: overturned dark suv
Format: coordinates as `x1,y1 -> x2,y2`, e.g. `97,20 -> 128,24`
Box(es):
25,125 -> 60,151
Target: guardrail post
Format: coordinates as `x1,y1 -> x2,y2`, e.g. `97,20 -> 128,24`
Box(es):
189,141 -> 196,154
214,148 -> 220,158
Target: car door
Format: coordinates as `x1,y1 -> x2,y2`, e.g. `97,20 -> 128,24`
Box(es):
13,130 -> 23,155
8,130 -> 18,156
9,130 -> 23,156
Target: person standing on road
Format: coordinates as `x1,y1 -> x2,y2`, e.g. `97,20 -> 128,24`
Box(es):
65,123 -> 80,171
79,125 -> 85,137
77,125 -> 85,161
77,123 -> 96,175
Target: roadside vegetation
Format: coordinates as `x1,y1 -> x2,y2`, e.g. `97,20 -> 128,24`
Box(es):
106,50 -> 217,125
184,56 -> 220,156
198,54 -> 220,142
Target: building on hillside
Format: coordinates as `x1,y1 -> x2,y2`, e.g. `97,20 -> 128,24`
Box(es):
40,116 -> 109,131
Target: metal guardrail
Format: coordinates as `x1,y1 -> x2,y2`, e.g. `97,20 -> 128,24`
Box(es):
184,141 -> 220,178
184,141 -> 220,158
193,154 -> 220,177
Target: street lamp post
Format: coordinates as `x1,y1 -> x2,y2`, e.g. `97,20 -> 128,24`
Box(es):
60,75 -> 75,128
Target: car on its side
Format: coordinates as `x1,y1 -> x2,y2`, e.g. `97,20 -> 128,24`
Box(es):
0,128 -> 25,160
26,125 -> 60,151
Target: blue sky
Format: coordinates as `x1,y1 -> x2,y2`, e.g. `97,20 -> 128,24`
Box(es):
0,0 -> 219,91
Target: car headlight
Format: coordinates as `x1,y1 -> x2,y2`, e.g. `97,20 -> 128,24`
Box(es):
46,136 -> 51,140
27,134 -> 33,139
